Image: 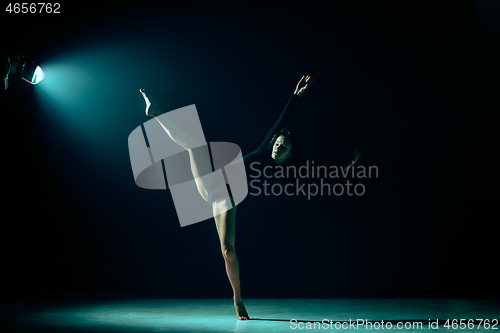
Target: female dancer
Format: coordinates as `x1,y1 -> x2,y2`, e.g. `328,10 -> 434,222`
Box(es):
140,75 -> 313,320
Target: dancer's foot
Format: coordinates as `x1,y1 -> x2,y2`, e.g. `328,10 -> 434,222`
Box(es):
140,89 -> 164,117
234,299 -> 249,320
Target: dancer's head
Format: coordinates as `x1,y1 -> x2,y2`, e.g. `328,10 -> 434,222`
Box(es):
268,128 -> 303,165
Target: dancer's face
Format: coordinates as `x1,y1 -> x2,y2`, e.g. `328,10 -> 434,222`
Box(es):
271,135 -> 292,162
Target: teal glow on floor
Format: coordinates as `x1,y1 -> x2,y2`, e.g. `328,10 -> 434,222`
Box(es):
1,297 -> 499,332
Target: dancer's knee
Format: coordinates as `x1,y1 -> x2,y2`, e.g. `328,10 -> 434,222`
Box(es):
222,245 -> 236,261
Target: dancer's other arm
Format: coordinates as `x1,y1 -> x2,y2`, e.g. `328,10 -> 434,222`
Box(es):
343,148 -> 362,171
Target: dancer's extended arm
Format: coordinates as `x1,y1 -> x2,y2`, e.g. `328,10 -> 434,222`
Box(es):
257,75 -> 313,149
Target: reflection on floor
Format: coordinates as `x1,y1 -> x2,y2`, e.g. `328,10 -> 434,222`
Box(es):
1,295 -> 499,333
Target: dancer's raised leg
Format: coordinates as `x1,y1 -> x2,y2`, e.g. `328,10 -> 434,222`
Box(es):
140,89 -> 214,201
213,198 -> 249,320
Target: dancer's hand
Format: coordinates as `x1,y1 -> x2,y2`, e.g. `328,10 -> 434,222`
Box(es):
352,148 -> 362,164
343,148 -> 362,171
294,75 -> 313,96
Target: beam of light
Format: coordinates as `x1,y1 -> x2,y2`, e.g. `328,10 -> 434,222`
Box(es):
29,39 -> 183,191
31,37 -> 184,157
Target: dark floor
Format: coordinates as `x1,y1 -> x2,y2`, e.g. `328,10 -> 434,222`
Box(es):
0,295 -> 499,332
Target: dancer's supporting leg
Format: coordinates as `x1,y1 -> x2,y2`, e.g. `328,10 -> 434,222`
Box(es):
140,89 -> 213,201
213,197 -> 249,320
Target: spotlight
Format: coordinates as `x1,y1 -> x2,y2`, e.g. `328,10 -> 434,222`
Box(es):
21,62 -> 45,85
5,53 -> 45,89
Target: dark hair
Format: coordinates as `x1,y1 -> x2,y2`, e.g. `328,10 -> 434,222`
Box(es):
267,128 -> 307,167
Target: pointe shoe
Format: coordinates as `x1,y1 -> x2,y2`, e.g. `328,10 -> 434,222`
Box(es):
140,89 -> 165,117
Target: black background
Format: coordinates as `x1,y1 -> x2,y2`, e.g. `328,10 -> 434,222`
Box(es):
2,0 -> 499,300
